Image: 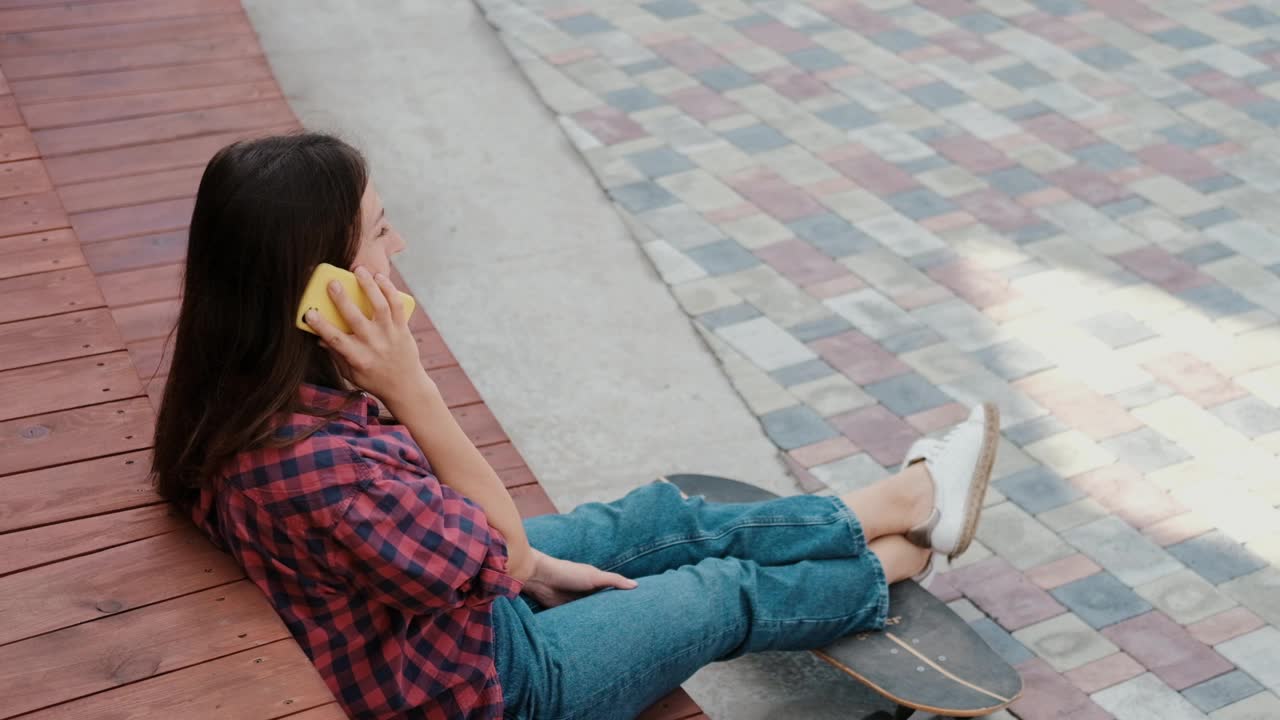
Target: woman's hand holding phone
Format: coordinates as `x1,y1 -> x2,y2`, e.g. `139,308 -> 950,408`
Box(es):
304,267 -> 434,404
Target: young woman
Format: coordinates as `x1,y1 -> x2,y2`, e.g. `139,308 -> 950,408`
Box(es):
153,133 -> 999,720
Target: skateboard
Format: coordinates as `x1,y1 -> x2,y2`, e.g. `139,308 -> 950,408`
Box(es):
662,474 -> 1022,720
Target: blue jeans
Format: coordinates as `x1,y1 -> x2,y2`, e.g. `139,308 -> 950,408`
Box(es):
492,479 -> 889,720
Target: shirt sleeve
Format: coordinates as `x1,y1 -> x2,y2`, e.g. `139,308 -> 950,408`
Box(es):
327,446 -> 523,613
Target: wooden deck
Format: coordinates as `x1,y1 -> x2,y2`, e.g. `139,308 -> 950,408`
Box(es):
0,1 -> 706,718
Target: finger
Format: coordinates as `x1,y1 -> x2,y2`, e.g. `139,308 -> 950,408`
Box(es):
327,279 -> 372,335
373,271 -> 407,325
353,266 -> 391,323
600,571 -> 638,590
305,309 -> 354,356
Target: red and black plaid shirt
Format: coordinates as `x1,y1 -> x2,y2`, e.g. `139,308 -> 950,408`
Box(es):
191,382 -> 524,719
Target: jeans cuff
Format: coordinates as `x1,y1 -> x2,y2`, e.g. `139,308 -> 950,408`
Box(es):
830,496 -> 891,630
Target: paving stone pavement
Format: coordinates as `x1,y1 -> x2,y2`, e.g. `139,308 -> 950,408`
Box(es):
472,0 -> 1280,717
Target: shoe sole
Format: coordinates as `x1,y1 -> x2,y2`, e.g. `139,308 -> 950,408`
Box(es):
948,402 -> 999,561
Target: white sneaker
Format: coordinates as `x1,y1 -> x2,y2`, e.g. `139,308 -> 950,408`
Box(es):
900,403 -> 1000,560
911,552 -> 949,588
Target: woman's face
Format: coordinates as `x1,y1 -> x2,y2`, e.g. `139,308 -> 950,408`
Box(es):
350,183 -> 406,277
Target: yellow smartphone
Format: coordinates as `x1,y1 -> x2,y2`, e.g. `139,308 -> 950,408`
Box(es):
295,262 -> 416,335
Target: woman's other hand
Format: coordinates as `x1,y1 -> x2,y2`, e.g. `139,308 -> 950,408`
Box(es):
304,266 -> 432,402
521,549 -> 638,609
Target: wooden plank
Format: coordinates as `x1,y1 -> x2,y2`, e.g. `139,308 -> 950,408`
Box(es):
637,690 -> 705,720
0,35 -> 263,80
71,196 -> 193,244
432,364 -> 481,408
0,527 -> 242,645
499,464 -> 536,489
451,402 -> 508,448
0,65 -> 8,94
112,298 -> 178,343
479,441 -> 526,472
0,265 -> 104,323
59,167 -> 202,214
0,396 -> 152,477
43,124 -> 294,185
0,449 -> 156,533
127,335 -> 171,379
415,328 -> 458,370
0,0 -> 242,34
0,157 -> 52,198
511,483 -> 558,518
279,705 -> 348,720
16,638 -> 334,720
0,350 -> 141,421
80,228 -> 184,274
0,307 -> 124,371
14,58 -> 273,107
0,95 -> 20,126
0,581 -> 290,719
0,13 -> 255,59
33,100 -> 295,157
0,502 -> 178,576
0,228 -> 85,279
0,189 -> 65,237
98,262 -> 181,307
0,123 -> 38,162
0,0 -> 129,9
24,80 -> 280,133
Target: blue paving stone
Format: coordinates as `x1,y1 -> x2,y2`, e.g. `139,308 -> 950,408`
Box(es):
987,166 -> 1050,196
606,86 -> 665,112
1169,61 -> 1215,79
1167,531 -> 1269,585
1075,142 -> 1138,171
1182,671 -> 1265,713
906,247 -> 958,270
898,155 -> 949,175
864,372 -> 952,416
1104,269 -> 1146,288
1241,38 -> 1280,58
910,126 -> 953,143
1050,573 -> 1152,629
1003,101 -> 1053,120
1034,0 -> 1087,15
1004,415 -> 1070,447
642,0 -> 701,19
954,12 -> 1008,34
1012,222 -> 1061,245
881,327 -> 944,354
696,65 -> 757,91
723,124 -> 792,153
686,238 -> 761,275
1160,123 -> 1225,149
1193,174 -> 1244,194
627,146 -> 696,178
1224,5 -> 1280,26
999,259 -> 1051,280
728,13 -> 772,29
815,101 -> 878,130
611,181 -> 678,213
1153,27 -> 1215,49
1165,91 -> 1207,109
994,63 -> 1054,89
970,618 -> 1034,665
770,358 -> 838,387
886,188 -> 956,220
1243,68 -> 1280,87
870,29 -> 926,52
906,81 -> 969,109
1177,284 -> 1258,318
787,47 -> 847,72
1244,98 -> 1280,127
1098,195 -> 1149,219
555,13 -> 615,34
699,302 -> 762,330
1077,44 -> 1137,70
622,58 -> 669,75
1212,395 -> 1280,438
1078,311 -> 1157,349
1183,207 -> 1239,230
790,314 -> 854,343
788,214 -> 876,258
760,404 -> 839,450
996,465 -> 1085,514
975,340 -> 1056,380
1101,427 -> 1191,473
1179,242 -> 1237,266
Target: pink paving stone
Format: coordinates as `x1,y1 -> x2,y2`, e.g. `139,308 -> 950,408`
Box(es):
754,238 -> 851,287
827,404 -> 920,466
640,30 -> 686,45
931,133 -> 1015,174
1102,611 -> 1235,691
1012,659 -> 1114,720
817,1 -> 893,33
805,176 -> 859,197
892,285 -> 954,310
932,29 -> 1002,62
928,571 -> 963,602
788,435 -> 861,468
818,143 -> 869,163
1019,186 -> 1073,208
650,38 -> 726,73
1018,11 -> 1091,44
571,107 -> 647,146
1140,352 -> 1249,406
804,273 -> 867,300
668,85 -> 743,122
1199,141 -> 1244,160
1026,554 -> 1103,590
1107,166 -> 1156,185
738,21 -> 814,53
917,0 -> 978,16
985,297 -> 1042,323
810,331 -> 911,386
1013,374 -> 1141,441
1089,80 -> 1135,99
1135,144 -> 1221,183
991,132 -> 1040,152
927,260 -> 1015,309
544,5 -> 589,19
1024,113 -> 1100,150
1142,513 -> 1216,547
1070,465 -> 1185,530
905,402 -> 968,434
547,47 -> 597,65
1080,113 -> 1128,131
829,153 -> 921,196
782,452 -> 828,494
1186,607 -> 1267,647
900,46 -> 948,63
954,189 -> 1041,232
1064,652 -> 1146,695
727,169 -> 827,222
1186,71 -> 1266,106
758,67 -> 831,101
1046,165 -> 1133,206
946,557 -> 1068,631
1114,247 -> 1215,294
815,65 -> 860,82
919,211 -> 976,232
703,202 -> 758,223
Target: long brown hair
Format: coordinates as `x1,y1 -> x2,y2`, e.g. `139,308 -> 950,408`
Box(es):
152,132 -> 368,507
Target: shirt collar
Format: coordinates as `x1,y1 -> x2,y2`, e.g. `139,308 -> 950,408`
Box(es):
296,382 -> 378,427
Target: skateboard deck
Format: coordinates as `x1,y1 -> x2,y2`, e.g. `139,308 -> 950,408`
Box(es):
662,474 -> 1022,719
